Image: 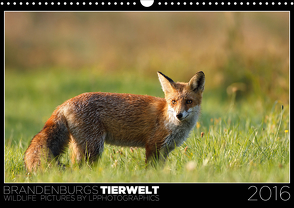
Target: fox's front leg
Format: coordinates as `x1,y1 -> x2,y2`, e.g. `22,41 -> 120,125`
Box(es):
145,143 -> 170,167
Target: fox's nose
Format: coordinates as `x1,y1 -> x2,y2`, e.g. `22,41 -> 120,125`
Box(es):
176,113 -> 183,120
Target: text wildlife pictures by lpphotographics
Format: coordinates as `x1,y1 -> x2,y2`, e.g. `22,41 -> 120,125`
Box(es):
24,71 -> 205,172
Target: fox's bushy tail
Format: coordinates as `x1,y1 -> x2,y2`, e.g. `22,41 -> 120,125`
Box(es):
24,108 -> 70,172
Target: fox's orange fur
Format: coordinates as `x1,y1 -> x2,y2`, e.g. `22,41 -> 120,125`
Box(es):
24,71 -> 205,171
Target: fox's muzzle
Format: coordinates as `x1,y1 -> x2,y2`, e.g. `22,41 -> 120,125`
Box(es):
176,113 -> 183,120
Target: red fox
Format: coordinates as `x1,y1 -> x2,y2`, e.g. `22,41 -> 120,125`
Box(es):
24,71 -> 205,171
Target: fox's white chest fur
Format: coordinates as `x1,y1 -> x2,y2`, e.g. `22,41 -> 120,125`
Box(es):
163,105 -> 200,151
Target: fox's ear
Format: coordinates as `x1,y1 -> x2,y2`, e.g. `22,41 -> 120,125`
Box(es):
157,71 -> 175,94
188,71 -> 205,92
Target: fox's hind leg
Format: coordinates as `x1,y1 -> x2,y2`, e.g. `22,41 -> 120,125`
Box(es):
69,130 -> 106,164
69,137 -> 83,164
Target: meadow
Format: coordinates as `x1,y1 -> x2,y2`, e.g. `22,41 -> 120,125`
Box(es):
4,12 -> 289,182
5,69 -> 289,182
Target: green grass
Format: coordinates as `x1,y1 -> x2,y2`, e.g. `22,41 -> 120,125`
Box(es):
5,69 -> 289,182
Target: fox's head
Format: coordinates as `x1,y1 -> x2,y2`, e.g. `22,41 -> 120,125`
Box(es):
157,71 -> 205,123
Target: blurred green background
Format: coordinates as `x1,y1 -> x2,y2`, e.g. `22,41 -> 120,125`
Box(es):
5,12 -> 289,103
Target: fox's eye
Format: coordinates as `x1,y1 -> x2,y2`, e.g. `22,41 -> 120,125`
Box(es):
172,100 -> 177,105
186,100 -> 193,104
